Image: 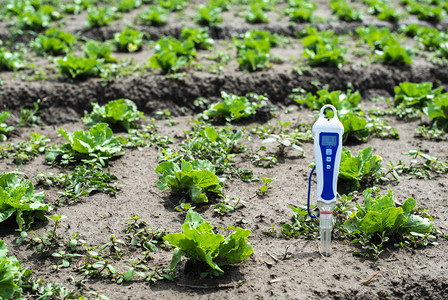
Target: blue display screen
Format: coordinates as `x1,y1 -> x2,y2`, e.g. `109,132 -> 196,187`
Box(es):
321,134 -> 337,146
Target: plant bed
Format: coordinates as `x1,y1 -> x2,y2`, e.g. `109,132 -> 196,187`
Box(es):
1,0 -> 448,299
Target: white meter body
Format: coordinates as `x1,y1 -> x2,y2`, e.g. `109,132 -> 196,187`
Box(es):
312,104 -> 344,207
311,104 -> 344,256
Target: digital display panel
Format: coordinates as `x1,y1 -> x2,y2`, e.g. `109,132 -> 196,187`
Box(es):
321,134 -> 337,146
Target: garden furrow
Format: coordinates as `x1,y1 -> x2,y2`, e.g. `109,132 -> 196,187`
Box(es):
2,62 -> 448,124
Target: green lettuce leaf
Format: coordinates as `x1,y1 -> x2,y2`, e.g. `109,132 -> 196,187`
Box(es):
155,159 -> 223,203
83,99 -> 142,131
164,210 -> 253,275
340,112 -> 371,143
394,81 -> 442,109
55,54 -> 99,79
53,123 -> 124,162
338,146 -> 382,186
344,188 -> 433,239
203,91 -> 259,122
0,240 -> 22,299
400,197 -> 433,234
426,93 -> 448,130
0,173 -> 51,231
357,207 -> 405,236
0,112 -> 14,142
295,89 -> 361,115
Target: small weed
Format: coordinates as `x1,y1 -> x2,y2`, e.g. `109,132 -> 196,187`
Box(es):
281,206 -> 319,238
35,163 -> 118,205
18,100 -> 43,127
24,215 -> 66,251
385,149 -> 448,180
0,111 -> 14,141
257,177 -> 274,196
248,147 -> 278,168
214,195 -> 246,216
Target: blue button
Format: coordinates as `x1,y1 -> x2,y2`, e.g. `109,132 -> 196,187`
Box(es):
326,149 -> 332,155
326,165 -> 331,169
326,157 -> 331,162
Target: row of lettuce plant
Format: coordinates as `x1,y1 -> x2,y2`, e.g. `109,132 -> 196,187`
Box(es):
2,23 -> 448,78
8,0 -> 440,33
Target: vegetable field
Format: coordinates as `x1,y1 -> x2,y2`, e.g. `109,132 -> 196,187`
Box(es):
1,0 -> 448,299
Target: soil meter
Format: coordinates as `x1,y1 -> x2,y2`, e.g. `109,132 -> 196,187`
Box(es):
307,104 -> 344,256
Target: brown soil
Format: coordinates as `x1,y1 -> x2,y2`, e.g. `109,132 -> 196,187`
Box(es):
1,105 -> 448,299
1,1 -> 448,299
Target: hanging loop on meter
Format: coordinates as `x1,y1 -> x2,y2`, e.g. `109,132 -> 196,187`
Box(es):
319,104 -> 339,120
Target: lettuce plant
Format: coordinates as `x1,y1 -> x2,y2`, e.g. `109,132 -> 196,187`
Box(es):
356,25 -> 412,65
294,89 -> 361,115
233,37 -> 270,53
180,27 -> 214,50
136,6 -> 169,26
83,99 -> 142,131
239,30 -> 284,48
364,0 -> 401,21
114,27 -> 145,52
285,6 -> 315,22
55,54 -> 99,79
398,23 -> 421,37
344,188 -> 433,240
116,0 -> 142,12
210,0 -> 231,11
339,146 -> 382,188
0,49 -> 25,71
16,6 -> 61,30
303,44 -> 347,67
154,37 -> 196,60
406,1 -> 443,22
155,159 -> 223,204
61,0 -> 94,14
237,48 -> 269,72
46,123 -> 125,165
299,27 -> 346,67
31,28 -> 75,56
245,3 -> 270,24
163,209 -> 253,276
376,43 -> 413,65
0,240 -> 23,299
419,28 -> 448,52
0,112 -> 14,142
159,0 -> 186,11
330,0 -> 363,21
149,51 -> 187,73
83,40 -> 118,63
285,0 -> 316,22
149,37 -> 196,73
340,112 -> 371,143
426,93 -> 448,130
4,0 -> 32,16
87,6 -> 118,27
203,91 -> 260,122
356,26 -> 396,50
0,172 -> 51,231
301,27 -> 338,51
394,81 -> 443,109
194,5 -> 223,27
398,25 -> 448,51
435,42 -> 448,59
234,38 -> 270,72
